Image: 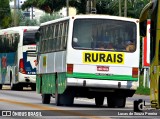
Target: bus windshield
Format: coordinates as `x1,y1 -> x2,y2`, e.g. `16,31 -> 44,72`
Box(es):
72,19 -> 137,52
23,31 -> 37,45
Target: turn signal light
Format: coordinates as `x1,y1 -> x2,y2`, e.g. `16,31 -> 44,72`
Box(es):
132,67 -> 138,78
67,64 -> 73,74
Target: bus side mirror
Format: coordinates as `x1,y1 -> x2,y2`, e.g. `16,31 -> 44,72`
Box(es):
35,31 -> 40,42
140,20 -> 147,37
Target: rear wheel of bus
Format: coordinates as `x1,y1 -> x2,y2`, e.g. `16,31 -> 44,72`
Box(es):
95,96 -> 104,106
55,90 -> 74,106
107,96 -> 126,108
42,94 -> 51,104
55,77 -> 74,106
10,72 -> 16,90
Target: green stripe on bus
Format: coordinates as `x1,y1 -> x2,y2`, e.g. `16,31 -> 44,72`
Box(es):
67,72 -> 138,81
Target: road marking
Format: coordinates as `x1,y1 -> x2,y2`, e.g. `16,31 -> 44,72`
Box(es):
0,99 -> 110,119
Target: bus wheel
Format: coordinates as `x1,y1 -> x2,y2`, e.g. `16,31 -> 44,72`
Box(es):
10,80 -> 16,90
95,96 -> 104,106
31,86 -> 36,91
0,84 -> 2,90
55,93 -> 62,106
31,84 -> 36,91
42,94 -> 51,104
62,88 -> 74,106
107,96 -> 126,108
17,85 -> 23,91
55,89 -> 74,106
10,72 -> 16,90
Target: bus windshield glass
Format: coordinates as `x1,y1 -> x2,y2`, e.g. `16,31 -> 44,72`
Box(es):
23,31 -> 36,45
72,19 -> 137,52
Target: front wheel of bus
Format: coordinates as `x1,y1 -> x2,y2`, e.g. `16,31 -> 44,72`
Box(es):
107,96 -> 126,108
42,94 -> 51,104
95,96 -> 104,106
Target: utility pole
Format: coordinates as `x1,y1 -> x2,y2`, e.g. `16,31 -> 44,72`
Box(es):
124,0 -> 127,17
86,0 -> 91,14
119,0 -> 122,16
66,0 -> 69,16
31,7 -> 33,19
14,0 -> 17,26
92,0 -> 96,14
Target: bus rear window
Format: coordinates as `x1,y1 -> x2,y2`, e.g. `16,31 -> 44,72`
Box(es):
23,31 -> 36,45
72,19 -> 137,52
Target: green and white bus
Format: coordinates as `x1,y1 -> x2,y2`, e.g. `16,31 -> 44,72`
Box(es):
36,15 -> 140,107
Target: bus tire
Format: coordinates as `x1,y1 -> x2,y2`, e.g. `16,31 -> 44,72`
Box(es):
31,86 -> 36,91
10,80 -> 16,90
31,84 -> 36,91
107,96 -> 126,108
10,72 -> 16,90
0,84 -> 2,90
61,88 -> 74,106
55,88 -> 74,106
42,94 -> 51,104
17,85 -> 23,91
55,73 -> 61,106
95,96 -> 104,106
55,93 -> 62,106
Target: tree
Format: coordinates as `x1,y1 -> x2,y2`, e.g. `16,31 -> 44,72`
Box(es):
0,0 -> 12,28
21,0 -> 150,18
21,0 -> 87,14
39,13 -> 62,23
18,11 -> 39,26
21,0 -> 66,14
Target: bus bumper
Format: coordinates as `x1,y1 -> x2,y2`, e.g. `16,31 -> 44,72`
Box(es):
67,78 -> 139,90
18,73 -> 36,83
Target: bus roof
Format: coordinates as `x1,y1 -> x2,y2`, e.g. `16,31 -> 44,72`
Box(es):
0,26 -> 39,35
40,14 -> 139,27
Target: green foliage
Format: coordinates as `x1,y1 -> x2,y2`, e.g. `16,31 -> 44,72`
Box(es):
10,10 -> 39,26
22,0 -> 87,14
21,0 -> 66,13
19,18 -> 39,26
135,75 -> 150,95
136,86 -> 150,95
21,0 -> 150,18
39,13 -> 62,23
0,0 -> 12,28
11,9 -> 61,26
96,0 -> 150,18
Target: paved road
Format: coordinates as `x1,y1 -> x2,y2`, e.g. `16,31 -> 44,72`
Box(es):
0,86 -> 159,119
